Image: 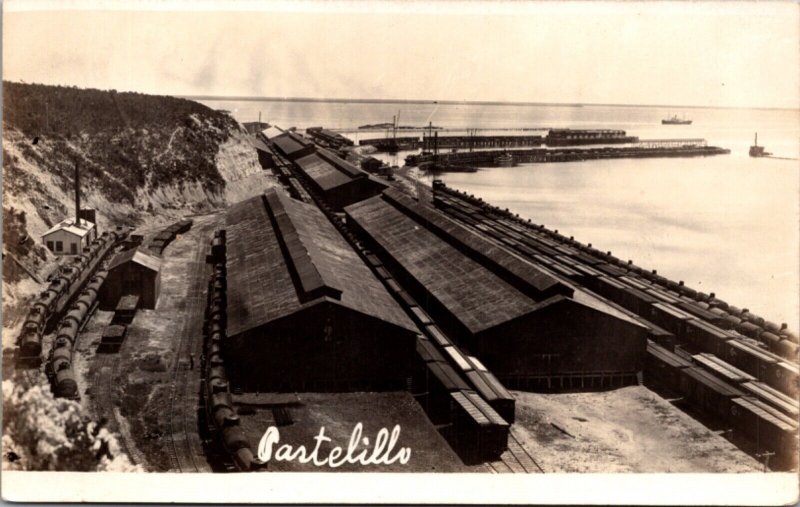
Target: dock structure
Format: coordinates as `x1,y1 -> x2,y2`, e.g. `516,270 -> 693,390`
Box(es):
223,189 -> 418,392
637,138 -> 707,149
405,142 -> 729,167
421,135 -> 544,151
345,188 -> 649,388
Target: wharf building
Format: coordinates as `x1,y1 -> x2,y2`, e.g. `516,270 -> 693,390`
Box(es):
345,188 -> 649,387
223,189 -> 418,392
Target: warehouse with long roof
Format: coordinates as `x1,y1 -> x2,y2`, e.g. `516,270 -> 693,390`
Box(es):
345,189 -> 649,384
224,189 -> 418,392
293,148 -> 388,209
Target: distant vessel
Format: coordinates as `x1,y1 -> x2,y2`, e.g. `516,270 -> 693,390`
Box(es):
495,152 -> 515,167
749,132 -> 772,158
662,114 -> 692,125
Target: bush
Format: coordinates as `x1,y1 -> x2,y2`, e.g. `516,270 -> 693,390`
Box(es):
2,378 -> 142,471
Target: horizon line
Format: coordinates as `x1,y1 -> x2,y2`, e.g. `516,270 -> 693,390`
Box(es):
181,95 -> 799,112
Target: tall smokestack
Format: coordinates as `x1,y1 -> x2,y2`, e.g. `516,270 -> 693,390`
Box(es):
74,161 -> 80,224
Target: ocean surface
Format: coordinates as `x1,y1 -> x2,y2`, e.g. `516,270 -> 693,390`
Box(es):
201,99 -> 800,329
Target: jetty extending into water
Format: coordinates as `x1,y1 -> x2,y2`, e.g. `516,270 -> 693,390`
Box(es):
405,141 -> 729,167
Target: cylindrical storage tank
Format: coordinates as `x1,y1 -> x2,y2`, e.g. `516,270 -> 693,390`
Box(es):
222,426 -> 249,452
19,329 -> 42,358
772,340 -> 798,361
233,447 -> 254,472
54,369 -> 78,398
208,378 -> 229,394
210,391 -> 233,411
25,311 -> 45,330
208,366 -> 228,383
213,406 -> 240,429
57,320 -> 79,343
51,346 -> 72,371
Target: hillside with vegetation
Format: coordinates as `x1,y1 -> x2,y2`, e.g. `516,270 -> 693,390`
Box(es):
2,81 -> 272,333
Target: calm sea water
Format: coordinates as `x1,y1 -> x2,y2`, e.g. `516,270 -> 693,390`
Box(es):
202,99 -> 799,329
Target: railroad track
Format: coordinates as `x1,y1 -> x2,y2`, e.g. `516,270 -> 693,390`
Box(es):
165,218 -> 215,473
90,353 -> 141,465
486,430 -> 544,474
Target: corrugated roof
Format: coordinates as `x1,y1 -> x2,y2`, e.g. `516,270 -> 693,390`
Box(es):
250,135 -> 272,153
294,154 -> 355,191
345,194 -> 540,334
108,247 -> 162,272
381,188 -> 571,300
42,217 -> 95,238
261,126 -> 284,140
271,132 -> 312,157
225,189 -> 415,338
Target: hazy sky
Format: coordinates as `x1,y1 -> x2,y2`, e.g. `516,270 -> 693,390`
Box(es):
4,1 -> 799,108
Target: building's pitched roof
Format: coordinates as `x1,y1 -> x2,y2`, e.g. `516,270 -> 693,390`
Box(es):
42,218 -> 95,238
225,189 -> 415,338
261,126 -> 284,140
108,247 -> 162,272
382,188 -> 569,300
345,194 -> 540,334
250,135 -> 272,153
271,132 -> 313,157
294,154 -> 355,192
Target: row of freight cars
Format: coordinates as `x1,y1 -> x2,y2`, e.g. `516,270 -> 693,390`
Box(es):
97,295 -> 139,353
145,219 -> 193,255
432,183 -> 798,394
284,172 -> 514,462
45,270 -> 107,399
647,341 -> 797,470
202,230 -> 259,471
17,230 -> 120,362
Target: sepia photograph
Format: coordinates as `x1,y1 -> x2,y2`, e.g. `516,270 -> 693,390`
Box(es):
1,0 -> 798,504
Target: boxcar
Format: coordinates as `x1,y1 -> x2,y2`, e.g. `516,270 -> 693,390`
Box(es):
644,341 -> 692,392
648,302 -> 694,339
721,339 -> 778,383
730,397 -> 798,471
677,367 -> 745,421
684,319 -> 731,356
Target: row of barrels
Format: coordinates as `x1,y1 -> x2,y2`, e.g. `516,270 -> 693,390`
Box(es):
202,230 -> 259,472
18,230 -> 119,362
146,219 -> 193,255
45,270 -> 108,399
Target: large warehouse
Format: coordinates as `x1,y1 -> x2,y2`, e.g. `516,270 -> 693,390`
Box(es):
293,149 -> 388,209
270,131 -> 315,161
345,189 -> 649,385
224,189 -> 418,392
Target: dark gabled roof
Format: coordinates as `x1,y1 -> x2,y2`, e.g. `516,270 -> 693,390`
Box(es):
345,194 -> 540,334
271,132 -> 313,157
294,154 -> 355,192
108,247 -> 162,272
250,135 -> 272,153
381,189 -> 570,300
225,189 -> 415,338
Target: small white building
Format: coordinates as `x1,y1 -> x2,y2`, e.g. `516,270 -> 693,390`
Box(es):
261,126 -> 284,140
42,218 -> 97,256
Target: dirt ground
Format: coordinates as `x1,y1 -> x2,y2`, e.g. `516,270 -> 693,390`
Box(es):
83,212 -> 220,471
236,391 -> 476,473
511,386 -> 763,473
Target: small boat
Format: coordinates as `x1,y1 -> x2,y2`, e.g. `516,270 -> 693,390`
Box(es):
749,132 -> 771,157
662,114 -> 692,125
495,152 -> 515,167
